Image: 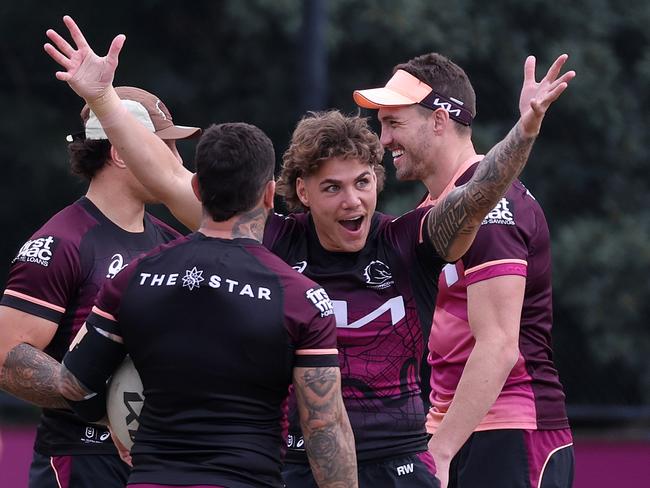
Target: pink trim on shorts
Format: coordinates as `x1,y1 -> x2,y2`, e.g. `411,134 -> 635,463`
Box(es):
50,455 -> 72,488
523,428 -> 573,488
416,450 -> 438,476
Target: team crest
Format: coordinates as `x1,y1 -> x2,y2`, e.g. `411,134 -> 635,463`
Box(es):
363,260 -> 394,290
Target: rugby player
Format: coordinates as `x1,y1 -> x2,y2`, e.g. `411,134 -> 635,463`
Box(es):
0,86 -> 199,487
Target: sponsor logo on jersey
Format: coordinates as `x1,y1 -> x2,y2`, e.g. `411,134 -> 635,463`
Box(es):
12,236 -> 57,267
363,260 -> 394,289
292,260 -> 307,273
482,197 -> 515,226
182,266 -> 205,290
442,263 -> 460,287
138,268 -> 272,300
306,287 -> 334,317
80,426 -> 111,445
106,253 -> 127,279
332,296 -> 405,329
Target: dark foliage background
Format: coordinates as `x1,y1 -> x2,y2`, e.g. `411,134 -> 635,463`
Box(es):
1,0 -> 649,422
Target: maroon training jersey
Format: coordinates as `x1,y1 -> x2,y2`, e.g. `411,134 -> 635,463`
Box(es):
264,208 -> 446,462
65,233 -> 338,488
0,197 -> 180,455
423,161 -> 570,433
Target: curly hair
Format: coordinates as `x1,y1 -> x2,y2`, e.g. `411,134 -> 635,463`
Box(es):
277,110 -> 385,212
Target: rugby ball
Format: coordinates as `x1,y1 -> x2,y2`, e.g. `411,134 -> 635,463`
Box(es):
106,356 -> 144,450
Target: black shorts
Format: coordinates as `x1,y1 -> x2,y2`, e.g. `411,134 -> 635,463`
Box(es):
448,428 -> 574,488
283,451 -> 440,488
29,451 -> 129,488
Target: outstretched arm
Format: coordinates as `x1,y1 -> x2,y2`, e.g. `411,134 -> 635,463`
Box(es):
293,366 -> 358,488
44,16 -> 201,230
426,55 -> 575,261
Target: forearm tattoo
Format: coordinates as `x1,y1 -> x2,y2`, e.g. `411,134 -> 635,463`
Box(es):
428,121 -> 536,259
295,367 -> 358,488
0,343 -> 68,408
232,207 -> 268,242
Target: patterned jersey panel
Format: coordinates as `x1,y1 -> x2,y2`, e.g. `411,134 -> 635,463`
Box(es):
266,210 -> 446,462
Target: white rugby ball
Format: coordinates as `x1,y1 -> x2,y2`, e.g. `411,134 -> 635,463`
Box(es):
106,355 -> 144,450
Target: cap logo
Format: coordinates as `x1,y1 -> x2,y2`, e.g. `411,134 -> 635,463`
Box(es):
420,90 -> 473,126
430,98 -> 462,117
155,100 -> 168,120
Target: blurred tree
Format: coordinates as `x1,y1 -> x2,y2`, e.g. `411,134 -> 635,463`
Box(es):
0,0 -> 648,409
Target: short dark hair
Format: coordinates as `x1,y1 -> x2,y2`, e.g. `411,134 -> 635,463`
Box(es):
67,138 -> 112,180
394,53 -> 476,134
195,123 -> 275,222
277,110 -> 385,212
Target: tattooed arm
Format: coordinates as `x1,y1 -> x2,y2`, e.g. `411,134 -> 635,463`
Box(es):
0,306 -> 68,408
427,54 -> 575,261
293,366 -> 358,488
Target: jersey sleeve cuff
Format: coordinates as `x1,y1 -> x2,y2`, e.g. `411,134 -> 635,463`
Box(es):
294,350 -> 339,368
465,260 -> 527,286
1,290 -> 63,323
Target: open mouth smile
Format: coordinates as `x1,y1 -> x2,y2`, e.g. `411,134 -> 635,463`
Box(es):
338,215 -> 364,232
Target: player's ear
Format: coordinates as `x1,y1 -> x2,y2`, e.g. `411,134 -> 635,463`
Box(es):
296,177 -> 309,208
431,107 -> 450,135
262,180 -> 275,209
191,174 -> 202,202
108,145 -> 127,169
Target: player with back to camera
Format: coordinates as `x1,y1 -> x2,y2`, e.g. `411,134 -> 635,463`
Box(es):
0,85 -> 199,487
44,15 -> 574,488
58,121 -> 357,488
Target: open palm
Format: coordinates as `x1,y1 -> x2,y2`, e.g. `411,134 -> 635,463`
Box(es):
44,15 -> 125,103
518,54 -> 576,137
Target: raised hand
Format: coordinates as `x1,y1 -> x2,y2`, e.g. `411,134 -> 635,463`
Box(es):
518,54 -> 576,137
44,15 -> 125,103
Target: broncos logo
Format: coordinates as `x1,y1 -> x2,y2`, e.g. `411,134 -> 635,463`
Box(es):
363,260 -> 393,288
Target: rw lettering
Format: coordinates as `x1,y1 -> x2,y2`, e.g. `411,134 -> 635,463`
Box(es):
396,463 -> 414,476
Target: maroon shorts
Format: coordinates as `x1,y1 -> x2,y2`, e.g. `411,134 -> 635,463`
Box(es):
283,451 -> 440,487
29,451 -> 129,488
